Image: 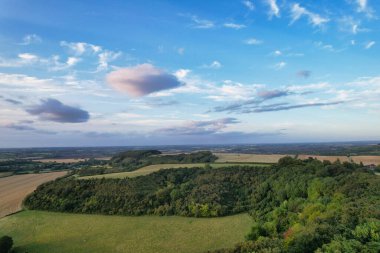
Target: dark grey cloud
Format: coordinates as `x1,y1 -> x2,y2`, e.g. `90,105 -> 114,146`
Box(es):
4,98 -> 22,105
4,122 -> 57,135
214,89 -> 292,113
297,70 -> 312,78
5,123 -> 36,131
106,64 -> 183,97
146,99 -> 179,107
26,98 -> 90,123
257,89 -> 291,99
157,117 -> 239,136
242,101 -> 344,113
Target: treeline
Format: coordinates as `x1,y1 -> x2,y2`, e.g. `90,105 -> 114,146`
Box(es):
78,150 -> 217,176
0,160 -> 67,174
25,157 -> 380,252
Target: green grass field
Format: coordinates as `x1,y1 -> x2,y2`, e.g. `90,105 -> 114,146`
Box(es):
79,163 -> 270,179
0,211 -> 252,253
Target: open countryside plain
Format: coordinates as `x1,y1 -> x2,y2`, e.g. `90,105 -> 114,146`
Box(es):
0,171 -> 67,218
0,211 -> 252,253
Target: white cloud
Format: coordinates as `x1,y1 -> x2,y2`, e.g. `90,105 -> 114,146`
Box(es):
97,50 -> 122,71
290,3 -> 329,27
365,41 -> 375,49
177,47 -> 185,55
202,61 -> 222,69
265,0 -> 280,18
242,0 -> 254,11
272,50 -> 282,56
273,61 -> 287,70
357,0 -> 367,12
20,34 -> 42,45
18,53 -> 38,61
60,41 -> 102,55
244,38 -> 263,45
339,16 -> 368,34
175,69 -> 191,79
189,15 -> 215,29
223,23 -> 246,29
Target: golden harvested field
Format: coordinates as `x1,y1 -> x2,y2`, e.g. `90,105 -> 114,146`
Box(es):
34,157 -> 111,163
215,153 -> 288,163
0,171 -> 67,218
297,155 -> 380,165
216,153 -> 380,165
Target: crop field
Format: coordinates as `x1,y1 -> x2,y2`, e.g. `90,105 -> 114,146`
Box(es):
297,155 -> 380,165
0,171 -> 67,218
0,211 -> 252,253
215,153 -> 288,163
79,162 -> 270,179
216,153 -> 380,165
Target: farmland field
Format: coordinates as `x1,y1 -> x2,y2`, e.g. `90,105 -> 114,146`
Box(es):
79,162 -> 270,179
216,153 -> 380,165
0,171 -> 67,218
0,211 -> 252,253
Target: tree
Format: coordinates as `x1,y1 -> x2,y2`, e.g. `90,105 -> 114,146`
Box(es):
0,236 -> 13,253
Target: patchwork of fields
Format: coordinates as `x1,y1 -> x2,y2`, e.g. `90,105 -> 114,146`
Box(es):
0,171 -> 67,218
0,211 -> 252,253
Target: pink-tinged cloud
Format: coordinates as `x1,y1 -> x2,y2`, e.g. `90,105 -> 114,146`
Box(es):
106,64 -> 183,97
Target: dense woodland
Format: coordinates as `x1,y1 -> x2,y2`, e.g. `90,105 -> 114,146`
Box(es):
78,150 -> 217,176
25,157 -> 380,252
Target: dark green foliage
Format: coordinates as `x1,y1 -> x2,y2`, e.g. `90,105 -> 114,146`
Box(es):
77,150 -> 218,175
0,236 -> 13,253
24,157 -> 380,252
25,166 -> 267,217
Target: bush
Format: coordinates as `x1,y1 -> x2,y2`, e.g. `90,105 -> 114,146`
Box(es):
0,236 -> 13,253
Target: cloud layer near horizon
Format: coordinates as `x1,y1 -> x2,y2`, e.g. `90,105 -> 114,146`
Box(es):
106,64 -> 183,97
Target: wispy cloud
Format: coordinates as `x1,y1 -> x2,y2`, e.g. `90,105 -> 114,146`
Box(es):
290,3 -> 329,27
242,0 -> 254,11
201,60 -> 222,69
97,50 -> 122,71
157,118 -> 239,135
273,61 -> 287,70
188,15 -> 215,29
296,70 -> 312,78
60,41 -> 101,55
265,0 -> 280,18
223,23 -> 246,29
365,41 -> 375,49
19,34 -> 42,45
244,38 -> 263,45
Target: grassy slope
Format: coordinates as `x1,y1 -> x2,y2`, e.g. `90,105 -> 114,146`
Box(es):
0,211 -> 252,253
79,163 -> 270,179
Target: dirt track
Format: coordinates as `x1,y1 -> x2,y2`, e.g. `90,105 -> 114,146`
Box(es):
0,171 -> 67,218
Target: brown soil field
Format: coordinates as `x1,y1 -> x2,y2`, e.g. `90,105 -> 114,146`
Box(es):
216,153 -> 380,165
34,157 -> 111,163
0,171 -> 67,218
215,153 -> 290,163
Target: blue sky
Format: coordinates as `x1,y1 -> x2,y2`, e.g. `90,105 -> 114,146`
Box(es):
0,0 -> 379,147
